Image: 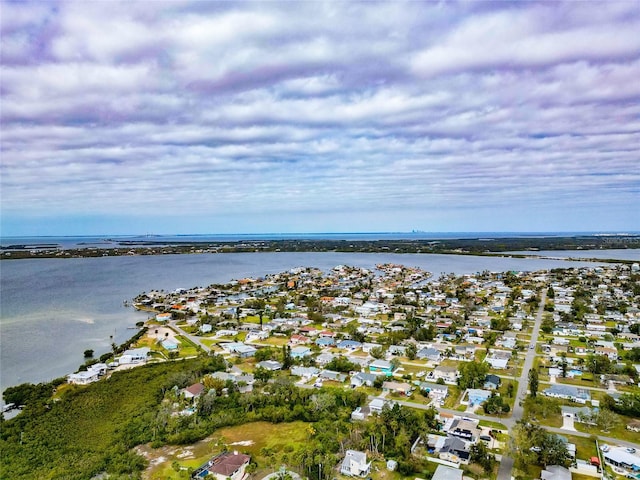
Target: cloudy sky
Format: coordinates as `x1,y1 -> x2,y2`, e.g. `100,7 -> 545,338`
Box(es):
1,1 -> 639,236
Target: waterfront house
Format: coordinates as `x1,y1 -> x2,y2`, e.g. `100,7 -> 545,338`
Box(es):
118,347 -> 150,364
67,369 -> 100,385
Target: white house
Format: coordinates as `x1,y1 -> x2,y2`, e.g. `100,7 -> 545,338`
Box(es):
118,347 -> 151,364
340,450 -> 371,477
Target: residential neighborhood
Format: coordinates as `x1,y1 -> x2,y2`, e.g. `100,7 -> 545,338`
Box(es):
56,262 -> 640,479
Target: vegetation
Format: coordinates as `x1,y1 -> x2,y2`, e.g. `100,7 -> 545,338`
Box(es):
1,353 -> 442,480
510,423 -> 571,472
457,361 -> 489,389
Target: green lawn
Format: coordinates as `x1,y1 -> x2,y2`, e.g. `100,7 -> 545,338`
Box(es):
575,416 -> 640,444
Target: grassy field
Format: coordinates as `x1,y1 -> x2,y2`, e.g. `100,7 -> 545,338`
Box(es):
575,416 -> 640,444
143,421 -> 311,479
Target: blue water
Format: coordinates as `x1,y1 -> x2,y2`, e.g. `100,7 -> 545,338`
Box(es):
0,250 -> 617,391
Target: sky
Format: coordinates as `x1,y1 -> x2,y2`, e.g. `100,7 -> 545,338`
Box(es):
1,1 -> 639,236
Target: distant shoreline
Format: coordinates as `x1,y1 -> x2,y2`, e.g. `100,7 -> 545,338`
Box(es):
2,234 -> 639,261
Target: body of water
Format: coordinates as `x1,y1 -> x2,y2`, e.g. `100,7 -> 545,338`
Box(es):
0,251 -> 623,392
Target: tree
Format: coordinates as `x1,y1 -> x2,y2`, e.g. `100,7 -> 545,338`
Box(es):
541,314 -> 555,334
458,361 -> 488,389
594,408 -> 620,433
405,343 -> 417,360
84,349 -> 94,358
470,441 -> 496,473
483,393 -> 510,415
528,368 -> 539,398
370,346 -> 386,359
282,345 -> 292,369
560,353 -> 568,378
586,353 -> 611,375
254,366 -> 272,382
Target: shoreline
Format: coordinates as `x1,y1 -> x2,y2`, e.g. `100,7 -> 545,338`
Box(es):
2,235 -> 640,261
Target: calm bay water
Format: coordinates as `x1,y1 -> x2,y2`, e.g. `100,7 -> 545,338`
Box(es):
0,251 -> 620,392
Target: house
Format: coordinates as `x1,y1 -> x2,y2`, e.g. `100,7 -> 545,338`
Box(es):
291,366 -> 319,379
156,312 -> 172,322
484,374 -> 501,390
350,406 -> 371,421
420,382 -> 449,402
368,397 -> 394,414
439,435 -> 471,464
417,347 -> 442,362
118,347 -> 150,364
290,346 -> 312,358
192,451 -> 250,480
221,342 -> 256,358
351,372 -> 377,388
485,357 -> 509,369
67,369 -> 100,385
256,360 -> 282,371
543,384 -> 591,404
183,383 -> 205,400
447,418 -> 482,442
245,330 -> 269,341
561,406 -> 597,424
340,450 -> 371,477
315,337 -> 335,347
465,389 -> 492,407
319,370 -> 347,382
540,465 -> 571,480
627,419 -> 640,433
432,464 -> 463,480
200,323 -> 213,333
210,372 -> 254,393
603,447 -> 640,473
369,359 -> 393,376
431,365 -> 458,384
162,338 -> 179,350
337,340 -> 363,351
382,381 -> 412,396
316,352 -> 335,366
289,334 -> 310,345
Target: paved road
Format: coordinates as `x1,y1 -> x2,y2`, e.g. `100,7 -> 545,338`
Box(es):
496,288 -> 547,480
169,321 -> 212,353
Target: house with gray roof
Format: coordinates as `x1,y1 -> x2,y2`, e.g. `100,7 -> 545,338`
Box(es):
543,384 -> 591,404
340,450 -> 371,477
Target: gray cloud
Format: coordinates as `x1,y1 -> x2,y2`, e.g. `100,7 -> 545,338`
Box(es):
1,0 -> 639,235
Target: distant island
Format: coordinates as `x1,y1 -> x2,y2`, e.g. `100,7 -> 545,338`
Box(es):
2,233 -> 639,261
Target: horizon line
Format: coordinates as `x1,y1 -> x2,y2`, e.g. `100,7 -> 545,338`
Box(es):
2,230 -> 640,239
